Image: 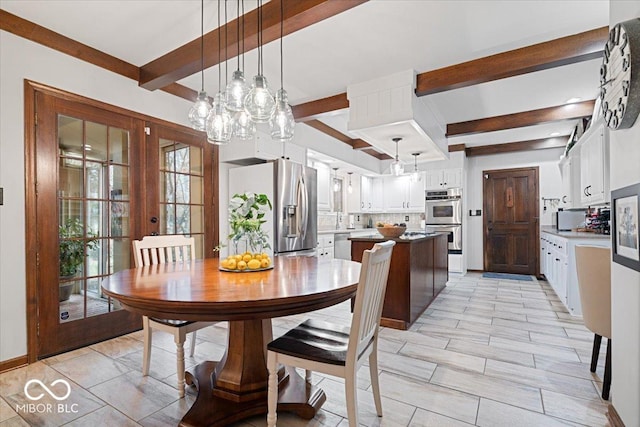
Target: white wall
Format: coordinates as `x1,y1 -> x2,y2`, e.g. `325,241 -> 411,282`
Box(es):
609,4 -> 640,426
465,148 -> 565,270
0,32 -> 192,362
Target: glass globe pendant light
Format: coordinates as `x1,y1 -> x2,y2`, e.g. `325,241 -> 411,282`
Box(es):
229,0 -> 255,140
269,0 -> 295,141
332,168 -> 340,192
206,0 -> 232,144
347,172 -> 353,194
225,0 -> 249,112
390,137 -> 404,176
410,152 -> 422,183
244,0 -> 275,123
188,0 -> 211,131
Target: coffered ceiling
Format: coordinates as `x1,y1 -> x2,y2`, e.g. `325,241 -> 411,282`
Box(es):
0,0 -> 610,164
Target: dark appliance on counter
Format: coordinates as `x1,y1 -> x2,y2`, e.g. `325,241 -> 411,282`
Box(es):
425,188 -> 462,253
553,209 -> 586,231
586,207 -> 610,234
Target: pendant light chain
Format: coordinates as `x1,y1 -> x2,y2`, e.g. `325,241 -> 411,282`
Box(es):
224,0 -> 228,87
241,0 -> 245,71
217,0 -> 222,92
200,0 -> 205,91
236,0 -> 240,71
280,0 -> 284,90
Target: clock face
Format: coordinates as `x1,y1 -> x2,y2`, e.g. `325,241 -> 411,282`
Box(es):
600,19 -> 640,130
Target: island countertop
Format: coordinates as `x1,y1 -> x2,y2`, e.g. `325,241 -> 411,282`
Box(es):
349,232 -> 444,243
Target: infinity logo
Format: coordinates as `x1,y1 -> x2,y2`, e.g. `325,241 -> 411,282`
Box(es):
24,379 -> 71,401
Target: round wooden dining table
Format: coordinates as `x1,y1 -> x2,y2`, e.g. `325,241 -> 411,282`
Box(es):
101,256 -> 361,427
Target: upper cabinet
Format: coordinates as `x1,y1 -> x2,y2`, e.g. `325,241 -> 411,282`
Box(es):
558,152 -> 580,209
361,176 -> 383,212
578,119 -> 609,206
425,168 -> 462,190
316,163 -> 331,211
382,174 -> 425,212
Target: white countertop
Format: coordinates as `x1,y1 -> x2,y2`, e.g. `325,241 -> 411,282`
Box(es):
541,226 -> 611,240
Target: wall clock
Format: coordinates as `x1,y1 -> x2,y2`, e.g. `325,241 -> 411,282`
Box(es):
600,18 -> 640,130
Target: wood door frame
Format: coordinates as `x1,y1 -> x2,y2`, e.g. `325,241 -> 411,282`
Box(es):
482,166 -> 540,276
24,80 -> 219,362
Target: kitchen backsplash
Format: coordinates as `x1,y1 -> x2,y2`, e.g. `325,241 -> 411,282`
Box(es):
318,212 -> 425,230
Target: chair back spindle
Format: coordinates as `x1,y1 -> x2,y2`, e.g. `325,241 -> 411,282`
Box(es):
133,235 -> 196,267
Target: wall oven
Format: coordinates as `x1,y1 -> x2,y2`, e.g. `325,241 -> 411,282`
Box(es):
425,188 -> 462,224
425,188 -> 462,253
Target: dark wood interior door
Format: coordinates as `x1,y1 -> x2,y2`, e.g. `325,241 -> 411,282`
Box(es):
483,167 -> 539,275
33,91 -> 142,358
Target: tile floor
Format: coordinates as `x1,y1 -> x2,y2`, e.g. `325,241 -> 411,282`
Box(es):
0,272 -> 611,426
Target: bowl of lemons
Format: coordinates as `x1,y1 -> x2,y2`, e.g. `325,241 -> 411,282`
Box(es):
220,251 -> 273,272
376,222 -> 407,238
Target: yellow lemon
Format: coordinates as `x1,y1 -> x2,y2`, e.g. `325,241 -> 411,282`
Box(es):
234,254 -> 243,261
261,252 -> 269,259
260,258 -> 270,268
220,259 -> 229,269
244,251 -> 253,257
226,258 -> 237,270
242,254 -> 252,263
254,253 -> 262,261
247,259 -> 261,270
237,260 -> 247,271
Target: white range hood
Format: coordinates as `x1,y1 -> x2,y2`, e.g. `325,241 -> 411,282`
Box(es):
347,69 -> 449,162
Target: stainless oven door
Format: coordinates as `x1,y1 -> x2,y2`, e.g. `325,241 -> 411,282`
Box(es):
426,224 -> 462,254
425,200 -> 462,224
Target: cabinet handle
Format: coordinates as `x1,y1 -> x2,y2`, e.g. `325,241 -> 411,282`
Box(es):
587,185 -> 592,196
548,252 -> 551,255
361,202 -> 364,209
562,195 -> 567,203
584,187 -> 588,196
556,258 -> 560,261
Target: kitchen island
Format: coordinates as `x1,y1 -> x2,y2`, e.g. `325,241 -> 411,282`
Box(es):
350,233 -> 448,330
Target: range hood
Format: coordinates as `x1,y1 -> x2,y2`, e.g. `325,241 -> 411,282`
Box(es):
347,69 -> 449,162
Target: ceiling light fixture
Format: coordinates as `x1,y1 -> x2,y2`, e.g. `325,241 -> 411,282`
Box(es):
410,153 -> 421,183
206,0 -> 232,144
347,172 -> 353,194
225,0 -> 249,113
390,137 -> 404,176
188,0 -> 212,131
231,0 -> 255,140
333,168 -> 340,192
244,0 -> 275,123
565,97 -> 582,104
269,0 -> 295,142
550,131 -> 561,137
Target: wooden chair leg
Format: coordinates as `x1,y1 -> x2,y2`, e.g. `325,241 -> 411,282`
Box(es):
369,349 -> 383,417
345,374 -> 359,427
142,316 -> 152,376
602,338 -> 611,400
189,331 -> 197,357
266,352 -> 278,427
175,330 -> 187,398
590,334 -> 602,373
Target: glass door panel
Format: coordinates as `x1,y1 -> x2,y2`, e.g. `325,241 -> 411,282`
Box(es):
57,114 -> 131,323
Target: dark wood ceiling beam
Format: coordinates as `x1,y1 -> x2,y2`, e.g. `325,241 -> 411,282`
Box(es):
447,100 -> 595,137
361,148 -> 392,160
139,0 -> 368,91
292,93 -> 349,122
416,27 -> 608,96
0,9 -> 199,103
465,136 -> 569,157
448,144 -> 466,152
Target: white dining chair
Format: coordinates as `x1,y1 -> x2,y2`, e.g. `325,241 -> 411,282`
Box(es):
132,235 -> 216,398
266,240 -> 396,426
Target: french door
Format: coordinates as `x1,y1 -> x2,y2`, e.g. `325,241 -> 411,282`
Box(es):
29,85 -> 218,358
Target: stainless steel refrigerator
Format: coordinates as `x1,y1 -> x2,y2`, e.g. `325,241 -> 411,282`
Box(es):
228,159 -> 317,255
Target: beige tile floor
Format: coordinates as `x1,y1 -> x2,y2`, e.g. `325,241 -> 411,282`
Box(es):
0,272 -> 611,426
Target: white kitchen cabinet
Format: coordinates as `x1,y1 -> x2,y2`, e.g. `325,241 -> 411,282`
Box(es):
559,153 -> 580,209
316,163 -> 331,211
425,168 -> 462,190
361,176 -> 383,212
346,173 -> 362,213
540,230 -> 610,316
578,119 -> 609,206
316,234 -> 334,259
382,174 -> 425,212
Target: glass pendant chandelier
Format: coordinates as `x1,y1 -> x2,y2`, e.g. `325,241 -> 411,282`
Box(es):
347,172 -> 353,194
244,0 -> 275,123
410,152 -> 422,182
206,0 -> 232,144
188,0 -> 211,131
390,137 -> 404,176
225,0 -> 249,112
269,0 -> 295,141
